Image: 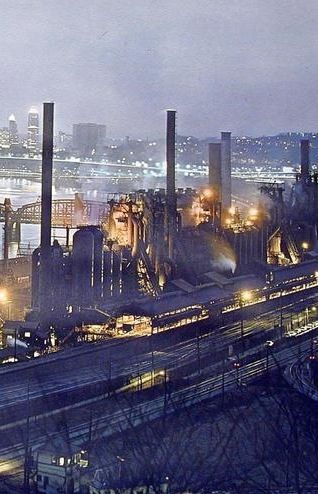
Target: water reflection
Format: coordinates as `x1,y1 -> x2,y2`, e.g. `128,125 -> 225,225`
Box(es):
0,178 -> 78,258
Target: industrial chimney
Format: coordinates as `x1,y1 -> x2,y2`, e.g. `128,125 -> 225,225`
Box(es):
221,131 -> 232,212
166,110 -> 177,260
300,139 -> 310,179
39,102 -> 54,313
208,143 -> 222,201
208,142 -> 222,224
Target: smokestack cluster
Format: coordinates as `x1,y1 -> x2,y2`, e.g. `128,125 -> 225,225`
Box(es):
300,139 -> 310,179
166,110 -> 177,260
39,102 -> 54,312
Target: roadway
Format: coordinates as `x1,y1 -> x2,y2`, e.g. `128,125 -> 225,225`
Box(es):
0,307 -> 286,411
0,294 -> 315,422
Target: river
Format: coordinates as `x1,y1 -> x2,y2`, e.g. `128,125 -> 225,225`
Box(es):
0,177 -> 109,258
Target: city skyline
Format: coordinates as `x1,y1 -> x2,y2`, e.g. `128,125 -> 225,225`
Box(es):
2,106 -> 318,140
1,0 -> 318,137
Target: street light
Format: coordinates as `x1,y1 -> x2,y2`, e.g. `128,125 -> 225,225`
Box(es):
234,360 -> 240,384
159,368 -> 168,412
264,340 -> 274,375
116,456 -> 125,481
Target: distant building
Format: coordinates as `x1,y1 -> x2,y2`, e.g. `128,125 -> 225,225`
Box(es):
8,114 -> 19,150
56,130 -> 72,151
0,127 -> 10,152
72,123 -> 106,156
27,107 -> 40,157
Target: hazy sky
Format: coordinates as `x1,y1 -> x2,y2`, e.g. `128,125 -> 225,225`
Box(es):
1,0 -> 318,137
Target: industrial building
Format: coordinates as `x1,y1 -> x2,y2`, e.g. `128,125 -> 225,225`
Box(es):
26,102 -> 318,349
263,138 -> 318,265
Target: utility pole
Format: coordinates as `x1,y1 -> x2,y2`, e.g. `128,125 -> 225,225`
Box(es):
310,336 -> 314,359
107,359 -> 112,397
87,408 -> 93,465
221,359 -> 225,407
279,288 -> 283,336
234,361 -> 240,385
163,368 -> 168,413
196,326 -> 201,375
14,327 -> 17,361
23,383 -> 30,493
151,326 -> 154,386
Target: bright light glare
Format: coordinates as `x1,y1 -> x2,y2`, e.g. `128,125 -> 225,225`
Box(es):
249,207 -> 258,217
229,207 -> 236,215
202,188 -> 213,199
241,290 -> 252,302
302,242 -> 309,250
0,289 -> 8,302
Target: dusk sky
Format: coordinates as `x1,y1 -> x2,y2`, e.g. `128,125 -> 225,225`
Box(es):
1,0 -> 318,138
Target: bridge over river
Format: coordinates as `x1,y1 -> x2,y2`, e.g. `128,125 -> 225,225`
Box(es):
0,193 -> 132,260
0,193 -> 131,228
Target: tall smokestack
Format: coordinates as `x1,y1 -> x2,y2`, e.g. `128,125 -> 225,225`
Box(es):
221,131 -> 232,211
40,102 -> 54,312
300,139 -> 310,179
208,143 -> 222,201
166,110 -> 176,260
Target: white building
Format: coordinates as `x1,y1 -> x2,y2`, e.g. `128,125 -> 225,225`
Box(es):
32,436 -> 88,494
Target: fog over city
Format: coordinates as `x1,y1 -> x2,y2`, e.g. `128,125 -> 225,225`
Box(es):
1,0 -> 318,137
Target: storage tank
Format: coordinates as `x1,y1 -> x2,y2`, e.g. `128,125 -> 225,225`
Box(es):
72,229 -> 95,307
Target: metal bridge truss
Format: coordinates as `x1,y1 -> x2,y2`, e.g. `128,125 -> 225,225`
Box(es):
0,198 -> 113,228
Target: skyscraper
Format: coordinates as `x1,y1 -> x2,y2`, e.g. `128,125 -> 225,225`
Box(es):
27,108 -> 40,157
8,114 -> 18,150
